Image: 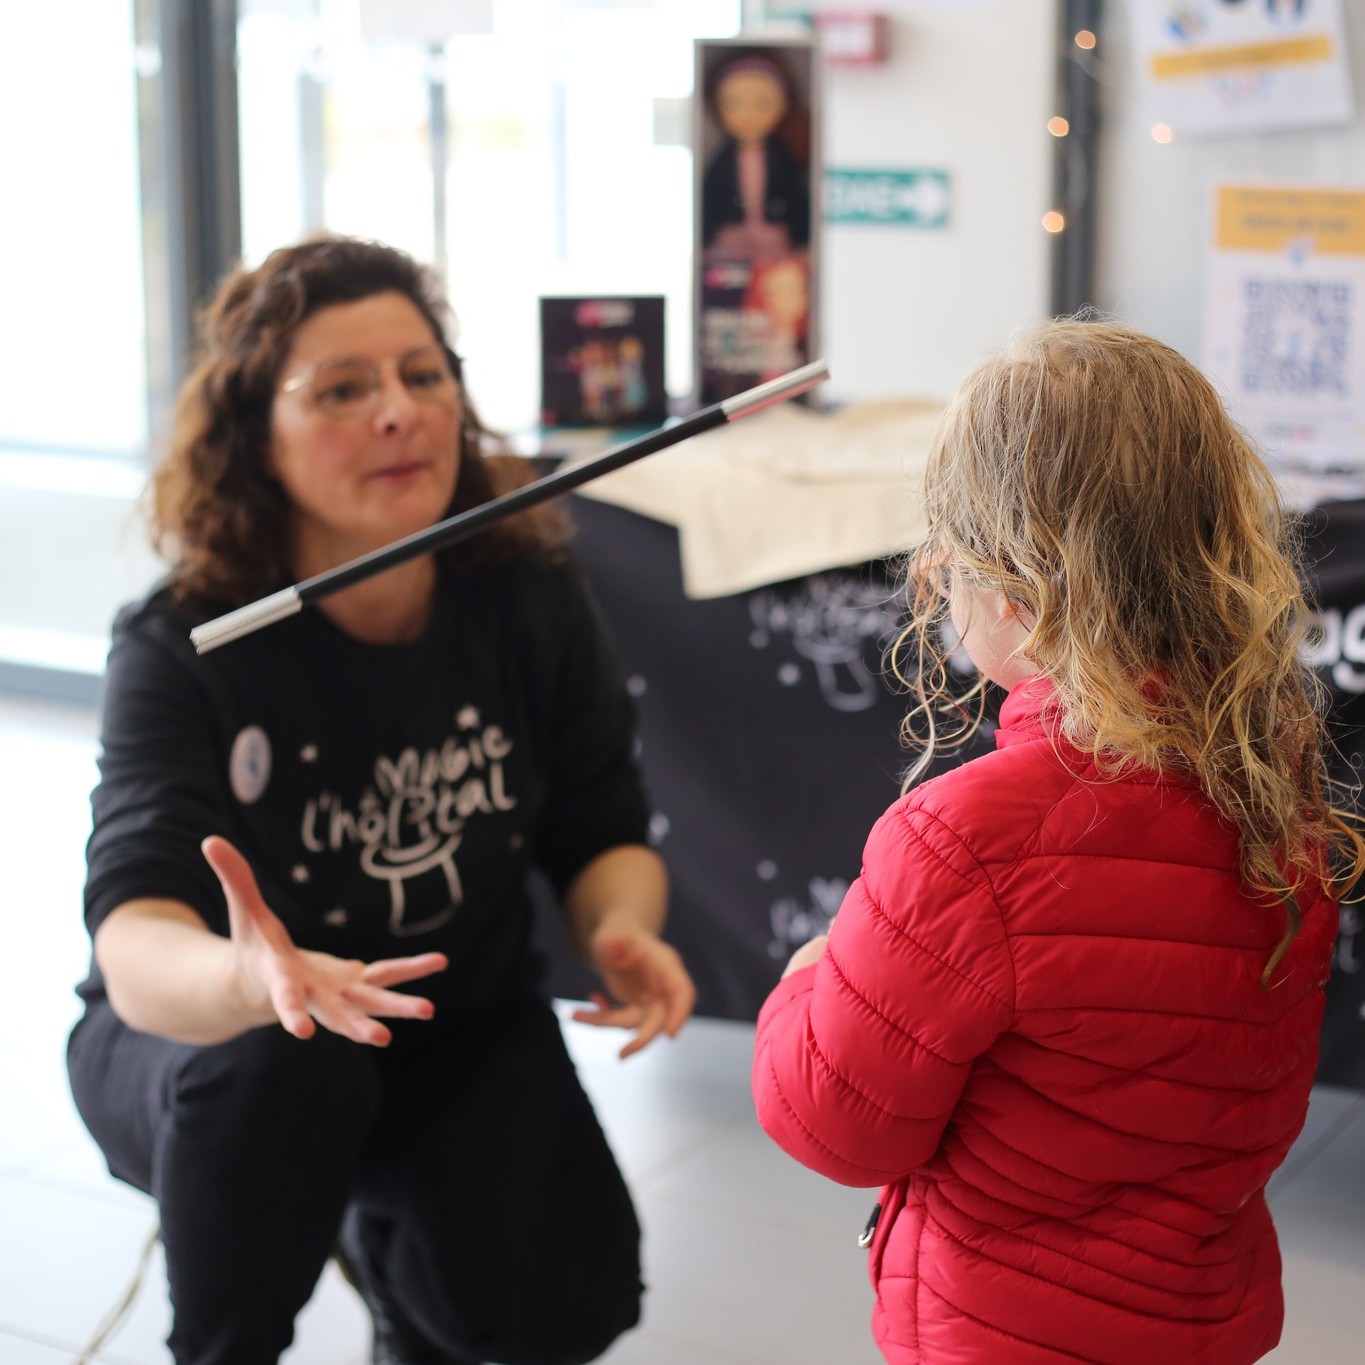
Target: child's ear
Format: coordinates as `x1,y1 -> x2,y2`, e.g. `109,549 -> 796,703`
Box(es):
999,595 -> 1038,633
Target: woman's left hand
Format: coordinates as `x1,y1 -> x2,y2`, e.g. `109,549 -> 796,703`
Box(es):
573,919 -> 697,1059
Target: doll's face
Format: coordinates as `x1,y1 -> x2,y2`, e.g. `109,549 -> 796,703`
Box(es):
716,69 -> 788,145
758,261 -> 808,328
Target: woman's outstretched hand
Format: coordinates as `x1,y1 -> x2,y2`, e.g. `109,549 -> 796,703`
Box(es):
201,835 -> 448,1047
573,919 -> 697,1060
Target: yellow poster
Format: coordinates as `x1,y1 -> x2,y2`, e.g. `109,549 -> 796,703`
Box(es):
1204,183 -> 1365,504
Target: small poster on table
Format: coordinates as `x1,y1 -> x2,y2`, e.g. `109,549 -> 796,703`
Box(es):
539,296 -> 667,429
694,37 -> 819,406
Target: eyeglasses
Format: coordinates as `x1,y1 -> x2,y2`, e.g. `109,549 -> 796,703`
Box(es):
279,345 -> 460,421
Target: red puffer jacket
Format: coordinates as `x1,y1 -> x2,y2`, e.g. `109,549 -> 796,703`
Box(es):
753,677 -> 1337,1364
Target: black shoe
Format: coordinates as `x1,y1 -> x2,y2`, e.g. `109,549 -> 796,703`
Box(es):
334,1213 -> 450,1365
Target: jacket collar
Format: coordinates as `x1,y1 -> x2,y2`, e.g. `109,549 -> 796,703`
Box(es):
995,674 -> 1061,749
994,674 -> 1202,791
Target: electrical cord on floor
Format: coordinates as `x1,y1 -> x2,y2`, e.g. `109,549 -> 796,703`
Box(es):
73,1222 -> 161,1364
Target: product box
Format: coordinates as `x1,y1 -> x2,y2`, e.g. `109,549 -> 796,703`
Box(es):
539,295 -> 667,429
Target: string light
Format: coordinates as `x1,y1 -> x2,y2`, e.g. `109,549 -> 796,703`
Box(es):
1151,123 -> 1173,143
1074,30 -> 1096,50
1047,116 -> 1070,137
1042,211 -> 1066,233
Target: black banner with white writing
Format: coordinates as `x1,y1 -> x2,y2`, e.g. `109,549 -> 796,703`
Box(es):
537,495 -> 1365,1090
1300,498 -> 1365,1090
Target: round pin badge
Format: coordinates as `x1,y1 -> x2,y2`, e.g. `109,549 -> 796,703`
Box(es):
229,725 -> 272,805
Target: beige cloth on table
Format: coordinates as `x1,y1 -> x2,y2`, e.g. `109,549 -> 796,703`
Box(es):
569,399 -> 942,599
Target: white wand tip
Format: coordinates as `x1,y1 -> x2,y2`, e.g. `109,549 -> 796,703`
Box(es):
190,587 -> 303,654
720,359 -> 831,421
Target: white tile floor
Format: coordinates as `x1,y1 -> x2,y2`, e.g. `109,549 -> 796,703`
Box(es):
4,690 -> 1365,1364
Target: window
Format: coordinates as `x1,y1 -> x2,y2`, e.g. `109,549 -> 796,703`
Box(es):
0,0 -> 742,681
239,0 -> 743,428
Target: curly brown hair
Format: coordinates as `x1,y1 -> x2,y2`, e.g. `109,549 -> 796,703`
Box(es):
148,233 -> 568,607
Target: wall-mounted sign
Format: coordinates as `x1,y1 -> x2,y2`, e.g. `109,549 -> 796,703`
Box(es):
1129,0 -> 1353,137
1203,182 -> 1365,506
824,168 -> 949,227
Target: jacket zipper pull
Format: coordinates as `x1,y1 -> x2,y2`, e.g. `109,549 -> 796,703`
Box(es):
857,1201 -> 882,1248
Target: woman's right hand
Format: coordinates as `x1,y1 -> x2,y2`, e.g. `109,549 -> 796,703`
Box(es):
201,835 -> 448,1047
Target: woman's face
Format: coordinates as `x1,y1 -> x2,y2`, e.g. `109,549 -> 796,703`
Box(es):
269,292 -> 462,577
716,69 -> 787,146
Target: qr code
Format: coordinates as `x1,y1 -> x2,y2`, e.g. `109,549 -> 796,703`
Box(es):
1241,278 -> 1352,398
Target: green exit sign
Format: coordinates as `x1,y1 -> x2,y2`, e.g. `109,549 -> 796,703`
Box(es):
824,169 -> 951,227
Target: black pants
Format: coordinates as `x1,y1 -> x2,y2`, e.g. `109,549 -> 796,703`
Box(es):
66,996 -> 642,1365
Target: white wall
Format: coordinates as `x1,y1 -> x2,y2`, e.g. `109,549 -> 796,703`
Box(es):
1094,0 -> 1365,361
816,0 -> 1057,404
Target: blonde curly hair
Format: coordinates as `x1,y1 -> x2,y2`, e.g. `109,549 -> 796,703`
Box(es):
894,318 -> 1363,983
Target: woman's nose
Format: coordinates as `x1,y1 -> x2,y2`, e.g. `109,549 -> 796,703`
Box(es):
372,368 -> 419,431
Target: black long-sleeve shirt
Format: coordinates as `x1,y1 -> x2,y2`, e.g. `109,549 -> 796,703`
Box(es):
79,554 -> 651,1027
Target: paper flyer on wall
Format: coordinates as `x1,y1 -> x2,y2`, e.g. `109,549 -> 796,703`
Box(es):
1128,0 -> 1354,137
1203,183 -> 1365,507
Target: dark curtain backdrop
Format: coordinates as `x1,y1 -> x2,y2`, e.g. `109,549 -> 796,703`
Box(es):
1300,499 -> 1365,1089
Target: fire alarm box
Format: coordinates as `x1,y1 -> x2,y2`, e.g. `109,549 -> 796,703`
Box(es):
816,13 -> 891,67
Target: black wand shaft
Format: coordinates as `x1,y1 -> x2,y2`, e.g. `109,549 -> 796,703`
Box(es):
190,359 -> 830,654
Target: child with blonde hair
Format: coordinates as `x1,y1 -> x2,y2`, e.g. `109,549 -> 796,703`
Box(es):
752,319 -> 1363,1364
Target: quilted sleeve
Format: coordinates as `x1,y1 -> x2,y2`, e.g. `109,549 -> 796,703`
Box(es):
751,796 -> 1016,1186
85,606 -> 235,938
